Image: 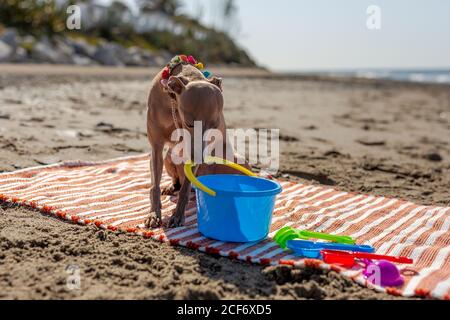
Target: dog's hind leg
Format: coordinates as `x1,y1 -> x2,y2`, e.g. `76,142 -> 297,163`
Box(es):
161,154 -> 181,195
167,164 -> 197,228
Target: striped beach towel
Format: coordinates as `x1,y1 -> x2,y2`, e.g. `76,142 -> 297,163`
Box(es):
0,154 -> 449,299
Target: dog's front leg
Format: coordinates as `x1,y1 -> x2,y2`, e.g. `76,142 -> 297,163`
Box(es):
145,143 -> 164,228
167,165 -> 197,227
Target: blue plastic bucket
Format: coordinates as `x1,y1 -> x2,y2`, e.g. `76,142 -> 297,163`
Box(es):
193,174 -> 282,242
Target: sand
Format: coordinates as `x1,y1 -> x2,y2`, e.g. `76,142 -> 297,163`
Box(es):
1,64 -> 448,299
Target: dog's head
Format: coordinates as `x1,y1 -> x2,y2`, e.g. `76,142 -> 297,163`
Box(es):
167,75 -> 223,130
166,75 -> 224,162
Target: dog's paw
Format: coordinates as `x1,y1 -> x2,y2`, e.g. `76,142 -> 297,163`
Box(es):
161,184 -> 178,195
145,211 -> 162,228
167,212 -> 184,228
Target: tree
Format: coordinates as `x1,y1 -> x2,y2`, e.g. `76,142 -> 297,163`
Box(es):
211,0 -> 240,37
109,1 -> 132,25
138,0 -> 181,16
0,0 -> 66,35
222,0 -> 239,35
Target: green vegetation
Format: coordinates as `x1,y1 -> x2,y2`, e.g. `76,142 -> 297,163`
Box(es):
0,0 -> 67,35
0,0 -> 256,66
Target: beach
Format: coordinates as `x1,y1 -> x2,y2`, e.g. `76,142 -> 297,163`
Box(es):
0,64 -> 448,299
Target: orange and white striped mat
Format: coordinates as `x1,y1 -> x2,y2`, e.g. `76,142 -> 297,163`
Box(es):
0,154 -> 449,299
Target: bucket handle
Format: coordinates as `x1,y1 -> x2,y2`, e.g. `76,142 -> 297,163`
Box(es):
184,156 -> 256,197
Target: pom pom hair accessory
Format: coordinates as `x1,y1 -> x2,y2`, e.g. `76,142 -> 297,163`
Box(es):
161,54 -> 210,80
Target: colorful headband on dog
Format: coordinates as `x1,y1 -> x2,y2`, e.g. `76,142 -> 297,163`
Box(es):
162,54 -> 211,80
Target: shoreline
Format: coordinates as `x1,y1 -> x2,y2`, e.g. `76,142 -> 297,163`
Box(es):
2,63 -> 450,88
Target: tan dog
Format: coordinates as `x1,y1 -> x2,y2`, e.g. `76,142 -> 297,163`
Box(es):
146,62 -> 247,228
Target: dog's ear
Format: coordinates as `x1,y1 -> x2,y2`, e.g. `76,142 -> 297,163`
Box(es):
209,77 -> 223,91
167,76 -> 187,95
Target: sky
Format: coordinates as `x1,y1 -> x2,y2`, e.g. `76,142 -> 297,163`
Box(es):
116,0 -> 450,71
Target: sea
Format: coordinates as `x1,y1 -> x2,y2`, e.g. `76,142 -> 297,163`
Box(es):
289,69 -> 450,84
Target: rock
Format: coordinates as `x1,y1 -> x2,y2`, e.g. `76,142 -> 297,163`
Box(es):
159,50 -> 173,61
93,43 -> 125,66
54,38 -> 75,57
140,51 -> 155,66
113,45 -> 135,65
153,54 -> 167,66
424,152 -> 442,162
0,29 -> 170,67
323,149 -> 343,157
68,38 -> 96,58
0,28 -> 19,48
140,51 -> 167,67
356,138 -> 386,146
280,134 -> 299,142
123,46 -> 145,66
9,46 -> 27,63
0,40 -> 12,62
33,156 -> 61,166
30,40 -> 58,63
72,54 -> 96,66
31,37 -> 73,64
